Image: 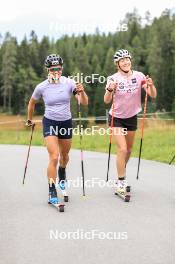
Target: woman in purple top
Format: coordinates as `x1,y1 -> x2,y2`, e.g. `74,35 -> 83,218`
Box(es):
104,49 -> 157,194
26,54 -> 88,205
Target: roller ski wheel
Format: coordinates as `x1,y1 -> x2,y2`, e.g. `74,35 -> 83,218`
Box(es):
58,204 -> 65,212
64,195 -> 69,203
126,186 -> 131,193
124,195 -> 130,203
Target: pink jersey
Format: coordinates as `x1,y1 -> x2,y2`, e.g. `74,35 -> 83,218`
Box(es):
106,71 -> 146,118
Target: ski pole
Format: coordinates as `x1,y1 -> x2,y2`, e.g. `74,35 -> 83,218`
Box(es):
169,154 -> 175,165
136,79 -> 148,180
78,94 -> 85,196
106,78 -> 116,182
23,123 -> 35,185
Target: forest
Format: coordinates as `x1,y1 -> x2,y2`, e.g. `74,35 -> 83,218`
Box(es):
0,9 -> 175,117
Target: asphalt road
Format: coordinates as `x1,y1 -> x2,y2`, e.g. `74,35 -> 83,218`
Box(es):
0,145 -> 175,264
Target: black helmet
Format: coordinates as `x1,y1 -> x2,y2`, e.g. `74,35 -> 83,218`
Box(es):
45,54 -> 63,68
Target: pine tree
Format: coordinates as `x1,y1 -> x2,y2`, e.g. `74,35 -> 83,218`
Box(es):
1,34 -> 17,113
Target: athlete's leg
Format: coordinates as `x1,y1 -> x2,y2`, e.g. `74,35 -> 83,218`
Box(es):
45,136 -> 59,183
57,138 -> 72,186
58,138 -> 72,168
125,131 -> 136,165
113,128 -> 127,179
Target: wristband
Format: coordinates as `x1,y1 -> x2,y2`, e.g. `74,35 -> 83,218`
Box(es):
107,88 -> 113,93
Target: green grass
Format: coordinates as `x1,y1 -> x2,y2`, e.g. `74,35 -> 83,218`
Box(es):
0,125 -> 174,164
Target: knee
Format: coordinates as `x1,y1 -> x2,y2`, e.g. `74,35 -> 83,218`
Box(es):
60,153 -> 69,164
118,147 -> 128,155
49,153 -> 59,166
127,149 -> 132,155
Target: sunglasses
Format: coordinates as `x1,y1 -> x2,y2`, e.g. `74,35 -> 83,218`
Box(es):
49,67 -> 62,72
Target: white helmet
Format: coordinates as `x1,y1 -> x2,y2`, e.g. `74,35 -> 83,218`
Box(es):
113,49 -> 132,62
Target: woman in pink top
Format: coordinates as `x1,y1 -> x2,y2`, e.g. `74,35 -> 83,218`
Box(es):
104,49 -> 157,194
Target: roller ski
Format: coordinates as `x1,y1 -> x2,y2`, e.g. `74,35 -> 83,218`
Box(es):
114,179 -> 131,202
58,166 -> 69,203
48,181 -> 65,212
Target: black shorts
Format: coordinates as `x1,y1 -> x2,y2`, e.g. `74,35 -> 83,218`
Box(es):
42,116 -> 73,139
108,114 -> 137,131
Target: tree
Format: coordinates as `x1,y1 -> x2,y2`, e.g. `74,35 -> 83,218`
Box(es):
103,47 -> 115,76
147,12 -> 175,111
1,34 -> 17,113
0,10 -> 175,116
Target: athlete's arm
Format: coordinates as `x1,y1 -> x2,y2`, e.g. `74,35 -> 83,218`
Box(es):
74,83 -> 88,105
104,81 -> 117,104
142,76 -> 157,98
27,97 -> 38,121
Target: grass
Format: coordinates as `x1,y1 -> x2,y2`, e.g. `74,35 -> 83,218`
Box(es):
0,120 -> 174,164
